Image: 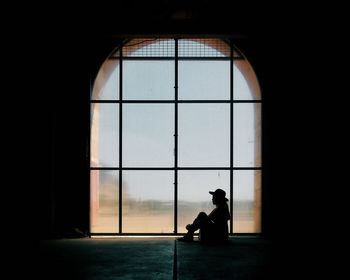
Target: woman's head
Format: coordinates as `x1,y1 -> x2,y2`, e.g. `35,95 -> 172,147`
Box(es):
209,188 -> 229,205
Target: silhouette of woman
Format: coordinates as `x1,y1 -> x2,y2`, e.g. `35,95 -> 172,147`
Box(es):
178,188 -> 230,243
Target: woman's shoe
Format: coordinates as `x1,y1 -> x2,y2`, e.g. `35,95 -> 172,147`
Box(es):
177,234 -> 194,242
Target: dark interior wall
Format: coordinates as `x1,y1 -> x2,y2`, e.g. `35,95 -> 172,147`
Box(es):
41,2 -> 316,241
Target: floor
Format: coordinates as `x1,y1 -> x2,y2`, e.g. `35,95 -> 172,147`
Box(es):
28,237 -> 275,279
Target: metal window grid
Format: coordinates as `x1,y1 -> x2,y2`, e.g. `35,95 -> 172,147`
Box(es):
110,38 -> 243,59
90,38 -> 262,236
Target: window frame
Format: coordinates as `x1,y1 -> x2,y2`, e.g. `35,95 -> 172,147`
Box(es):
89,38 -> 262,236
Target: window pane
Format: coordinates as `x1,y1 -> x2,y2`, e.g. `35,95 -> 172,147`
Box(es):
178,39 -> 229,58
178,61 -> 230,100
178,104 -> 230,167
123,104 -> 174,167
123,39 -> 175,57
122,171 -> 174,233
233,170 -> 261,233
123,60 -> 174,100
90,104 -> 119,167
178,170 -> 230,233
91,59 -> 119,100
234,103 -> 261,167
234,61 -> 261,100
90,170 -> 119,233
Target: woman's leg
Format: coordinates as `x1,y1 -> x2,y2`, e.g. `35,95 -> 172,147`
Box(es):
186,212 -> 209,233
178,212 -> 209,241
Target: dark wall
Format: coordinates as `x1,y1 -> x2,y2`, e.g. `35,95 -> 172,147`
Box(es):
42,2 -> 319,241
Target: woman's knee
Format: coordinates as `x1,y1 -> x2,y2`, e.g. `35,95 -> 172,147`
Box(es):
197,212 -> 208,219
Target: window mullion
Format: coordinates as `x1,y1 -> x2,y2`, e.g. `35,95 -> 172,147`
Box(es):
174,38 -> 178,235
230,40 -> 234,235
119,46 -> 123,234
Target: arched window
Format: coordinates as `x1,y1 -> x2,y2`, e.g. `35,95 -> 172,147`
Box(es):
90,38 -> 262,235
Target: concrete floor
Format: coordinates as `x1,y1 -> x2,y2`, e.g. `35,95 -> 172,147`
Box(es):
30,237 -> 274,279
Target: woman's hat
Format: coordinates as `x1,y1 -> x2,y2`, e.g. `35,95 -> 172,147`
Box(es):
209,188 -> 229,201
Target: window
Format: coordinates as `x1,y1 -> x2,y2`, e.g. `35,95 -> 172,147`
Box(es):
90,38 -> 262,234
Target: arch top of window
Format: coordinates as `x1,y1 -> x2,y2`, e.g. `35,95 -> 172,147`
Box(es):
91,38 -> 261,101
109,38 -> 242,58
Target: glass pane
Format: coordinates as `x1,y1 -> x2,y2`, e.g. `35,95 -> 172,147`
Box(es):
123,39 -> 175,57
90,103 -> 119,167
90,170 -> 119,233
122,171 -> 174,233
178,61 -> 230,100
234,103 -> 261,167
178,104 -> 230,167
91,59 -> 119,100
123,60 -> 174,100
234,61 -> 260,100
178,39 -> 229,57
178,170 -> 230,233
233,170 -> 261,233
123,104 -> 174,167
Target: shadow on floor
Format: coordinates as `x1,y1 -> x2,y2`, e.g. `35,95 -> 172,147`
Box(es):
28,237 -> 275,279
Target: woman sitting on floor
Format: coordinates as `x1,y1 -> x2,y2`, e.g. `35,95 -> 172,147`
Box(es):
178,188 -> 230,243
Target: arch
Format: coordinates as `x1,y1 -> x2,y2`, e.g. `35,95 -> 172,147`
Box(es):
91,39 -> 261,101
90,38 -> 262,234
